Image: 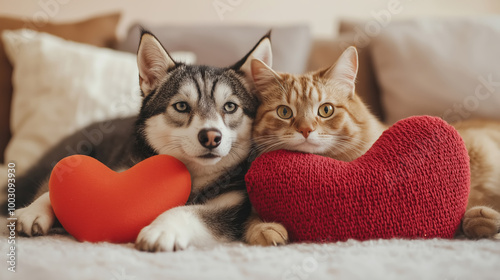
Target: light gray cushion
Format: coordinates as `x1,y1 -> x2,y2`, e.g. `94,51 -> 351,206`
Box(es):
118,24 -> 311,74
370,18 -> 500,124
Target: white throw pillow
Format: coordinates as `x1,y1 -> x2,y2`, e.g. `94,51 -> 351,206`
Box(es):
1,29 -> 195,177
370,18 -> 500,124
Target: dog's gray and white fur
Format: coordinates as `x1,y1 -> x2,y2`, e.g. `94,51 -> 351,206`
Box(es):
10,31 -> 287,251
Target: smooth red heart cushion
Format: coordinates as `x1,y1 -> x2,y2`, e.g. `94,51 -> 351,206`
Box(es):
246,116 -> 470,242
49,155 -> 191,243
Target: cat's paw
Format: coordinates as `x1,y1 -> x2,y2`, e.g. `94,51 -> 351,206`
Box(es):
16,193 -> 55,237
135,207 -> 216,252
246,222 -> 288,246
462,206 -> 500,239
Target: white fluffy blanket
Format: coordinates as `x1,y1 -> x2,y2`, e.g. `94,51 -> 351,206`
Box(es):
1,217 -> 499,280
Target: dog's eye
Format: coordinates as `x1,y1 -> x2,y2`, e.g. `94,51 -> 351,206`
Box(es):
223,102 -> 238,114
173,102 -> 190,113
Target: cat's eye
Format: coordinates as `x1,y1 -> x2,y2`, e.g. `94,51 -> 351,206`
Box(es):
318,103 -> 334,118
223,102 -> 238,114
173,102 -> 190,113
276,105 -> 293,119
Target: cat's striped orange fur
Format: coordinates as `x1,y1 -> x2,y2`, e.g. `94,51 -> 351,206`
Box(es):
245,47 -> 500,244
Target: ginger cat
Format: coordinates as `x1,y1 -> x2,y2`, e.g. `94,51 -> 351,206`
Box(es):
245,46 -> 500,245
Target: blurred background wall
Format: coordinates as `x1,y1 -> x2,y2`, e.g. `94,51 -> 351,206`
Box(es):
1,0 -> 499,38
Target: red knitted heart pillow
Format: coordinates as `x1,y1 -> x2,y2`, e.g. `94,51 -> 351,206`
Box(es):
245,116 -> 470,242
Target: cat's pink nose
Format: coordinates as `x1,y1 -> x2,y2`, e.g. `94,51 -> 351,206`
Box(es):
298,127 -> 314,138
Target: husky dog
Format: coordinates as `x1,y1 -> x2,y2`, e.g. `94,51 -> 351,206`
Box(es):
11,31 -> 287,251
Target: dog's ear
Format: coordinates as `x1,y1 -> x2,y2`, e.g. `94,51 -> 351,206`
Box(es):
231,31 -> 272,80
137,31 -> 177,97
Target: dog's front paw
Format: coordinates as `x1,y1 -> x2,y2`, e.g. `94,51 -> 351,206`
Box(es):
16,193 -> 55,237
246,222 -> 288,246
135,207 -> 215,252
135,222 -> 195,252
463,206 -> 500,239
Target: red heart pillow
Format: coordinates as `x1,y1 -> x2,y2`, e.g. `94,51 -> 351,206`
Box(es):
49,155 -> 191,243
245,116 -> 470,242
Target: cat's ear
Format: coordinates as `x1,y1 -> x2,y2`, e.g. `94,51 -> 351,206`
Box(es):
320,46 -> 359,97
137,30 -> 177,97
231,31 -> 273,79
251,58 -> 280,90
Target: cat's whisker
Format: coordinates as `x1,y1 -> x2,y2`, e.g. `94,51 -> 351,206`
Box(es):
334,134 -> 372,145
324,146 -> 352,162
334,140 -> 366,152
325,140 -> 367,161
256,141 -> 288,155
258,141 -> 285,152
334,140 -> 365,152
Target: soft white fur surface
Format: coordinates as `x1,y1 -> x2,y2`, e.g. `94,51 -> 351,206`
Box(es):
1,217 -> 499,280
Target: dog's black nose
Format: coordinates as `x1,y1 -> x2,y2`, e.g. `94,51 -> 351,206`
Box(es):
198,129 -> 222,149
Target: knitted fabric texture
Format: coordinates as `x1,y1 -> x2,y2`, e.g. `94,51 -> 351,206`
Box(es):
245,116 -> 470,242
